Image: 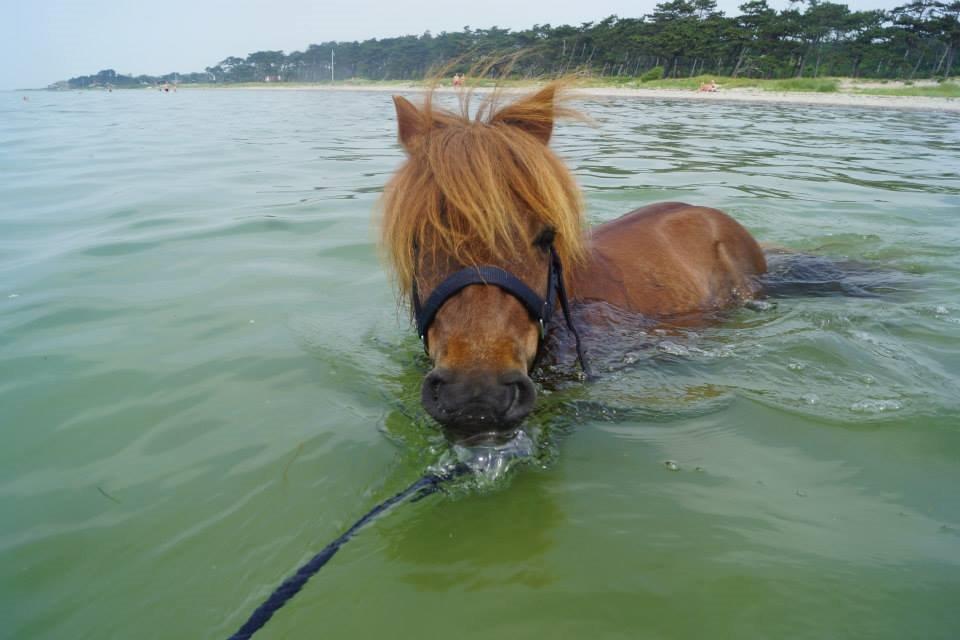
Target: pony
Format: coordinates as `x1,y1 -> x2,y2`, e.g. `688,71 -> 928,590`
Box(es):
380,82 -> 766,439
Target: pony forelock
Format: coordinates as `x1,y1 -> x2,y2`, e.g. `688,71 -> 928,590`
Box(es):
379,80 -> 586,304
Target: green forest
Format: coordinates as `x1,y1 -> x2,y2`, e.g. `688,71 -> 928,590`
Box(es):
56,0 -> 959,89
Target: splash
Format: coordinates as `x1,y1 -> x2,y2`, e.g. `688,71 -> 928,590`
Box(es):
431,429 -> 538,488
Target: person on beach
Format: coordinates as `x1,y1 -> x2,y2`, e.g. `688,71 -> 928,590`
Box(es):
698,79 -> 718,92
452,73 -> 464,88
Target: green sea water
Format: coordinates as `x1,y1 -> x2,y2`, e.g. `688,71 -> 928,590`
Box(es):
2,88 -> 959,639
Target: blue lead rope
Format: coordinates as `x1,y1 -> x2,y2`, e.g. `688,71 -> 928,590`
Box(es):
228,464 -> 470,640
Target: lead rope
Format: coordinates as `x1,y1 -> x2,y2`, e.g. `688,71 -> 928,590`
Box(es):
227,463 -> 471,640
551,246 -> 594,380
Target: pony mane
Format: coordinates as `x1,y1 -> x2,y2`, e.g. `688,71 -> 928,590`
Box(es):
380,80 -> 586,304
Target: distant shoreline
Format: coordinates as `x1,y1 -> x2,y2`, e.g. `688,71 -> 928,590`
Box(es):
41,81 -> 960,113
577,86 -> 960,112
173,82 -> 960,113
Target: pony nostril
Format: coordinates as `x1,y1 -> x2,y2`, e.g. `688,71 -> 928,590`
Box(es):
507,383 -> 520,410
429,377 -> 442,401
500,372 -> 536,422
422,369 -> 453,417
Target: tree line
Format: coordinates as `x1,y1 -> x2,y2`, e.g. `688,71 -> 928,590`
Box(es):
55,0 -> 959,89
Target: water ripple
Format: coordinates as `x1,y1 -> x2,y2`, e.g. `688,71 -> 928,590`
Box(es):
2,89 -> 959,640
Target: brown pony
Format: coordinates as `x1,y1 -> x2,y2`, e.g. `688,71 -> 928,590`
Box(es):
381,82 -> 766,438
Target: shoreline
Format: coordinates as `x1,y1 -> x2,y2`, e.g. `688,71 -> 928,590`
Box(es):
175,82 -> 960,113
573,86 -> 960,112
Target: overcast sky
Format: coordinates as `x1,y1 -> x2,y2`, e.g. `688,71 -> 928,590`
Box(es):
3,0 -> 905,90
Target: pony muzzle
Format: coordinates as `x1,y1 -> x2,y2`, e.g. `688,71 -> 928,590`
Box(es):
422,368 -> 537,435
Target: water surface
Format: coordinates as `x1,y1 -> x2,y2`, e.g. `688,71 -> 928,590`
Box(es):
2,88 -> 959,639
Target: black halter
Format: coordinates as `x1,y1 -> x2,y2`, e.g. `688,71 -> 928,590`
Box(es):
411,245 -> 592,377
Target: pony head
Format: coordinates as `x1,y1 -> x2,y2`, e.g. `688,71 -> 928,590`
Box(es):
381,82 -> 586,439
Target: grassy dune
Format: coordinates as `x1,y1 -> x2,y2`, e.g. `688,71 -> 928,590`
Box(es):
633,76 -> 840,92
853,82 -> 960,98
580,75 -> 960,96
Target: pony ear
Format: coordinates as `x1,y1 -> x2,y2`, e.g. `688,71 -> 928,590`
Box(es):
491,85 -> 556,145
393,95 -> 427,152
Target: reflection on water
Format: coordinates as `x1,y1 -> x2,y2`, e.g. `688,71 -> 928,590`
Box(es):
2,90 -> 959,639
379,471 -> 564,593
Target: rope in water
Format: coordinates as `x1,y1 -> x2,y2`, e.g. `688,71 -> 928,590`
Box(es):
227,463 -> 470,640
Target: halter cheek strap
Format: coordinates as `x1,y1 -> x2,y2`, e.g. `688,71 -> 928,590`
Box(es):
411,245 -> 592,378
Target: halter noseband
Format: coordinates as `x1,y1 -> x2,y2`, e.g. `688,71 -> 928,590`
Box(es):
411,245 -> 592,377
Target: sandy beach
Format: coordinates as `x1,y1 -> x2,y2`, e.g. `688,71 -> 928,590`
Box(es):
201,81 -> 960,113
571,85 -> 960,112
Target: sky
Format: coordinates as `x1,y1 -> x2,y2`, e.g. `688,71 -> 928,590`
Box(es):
2,0 -> 907,90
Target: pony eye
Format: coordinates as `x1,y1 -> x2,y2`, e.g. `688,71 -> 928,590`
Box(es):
534,227 -> 556,248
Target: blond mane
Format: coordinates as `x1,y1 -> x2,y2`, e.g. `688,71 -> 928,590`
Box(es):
379,81 -> 586,304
